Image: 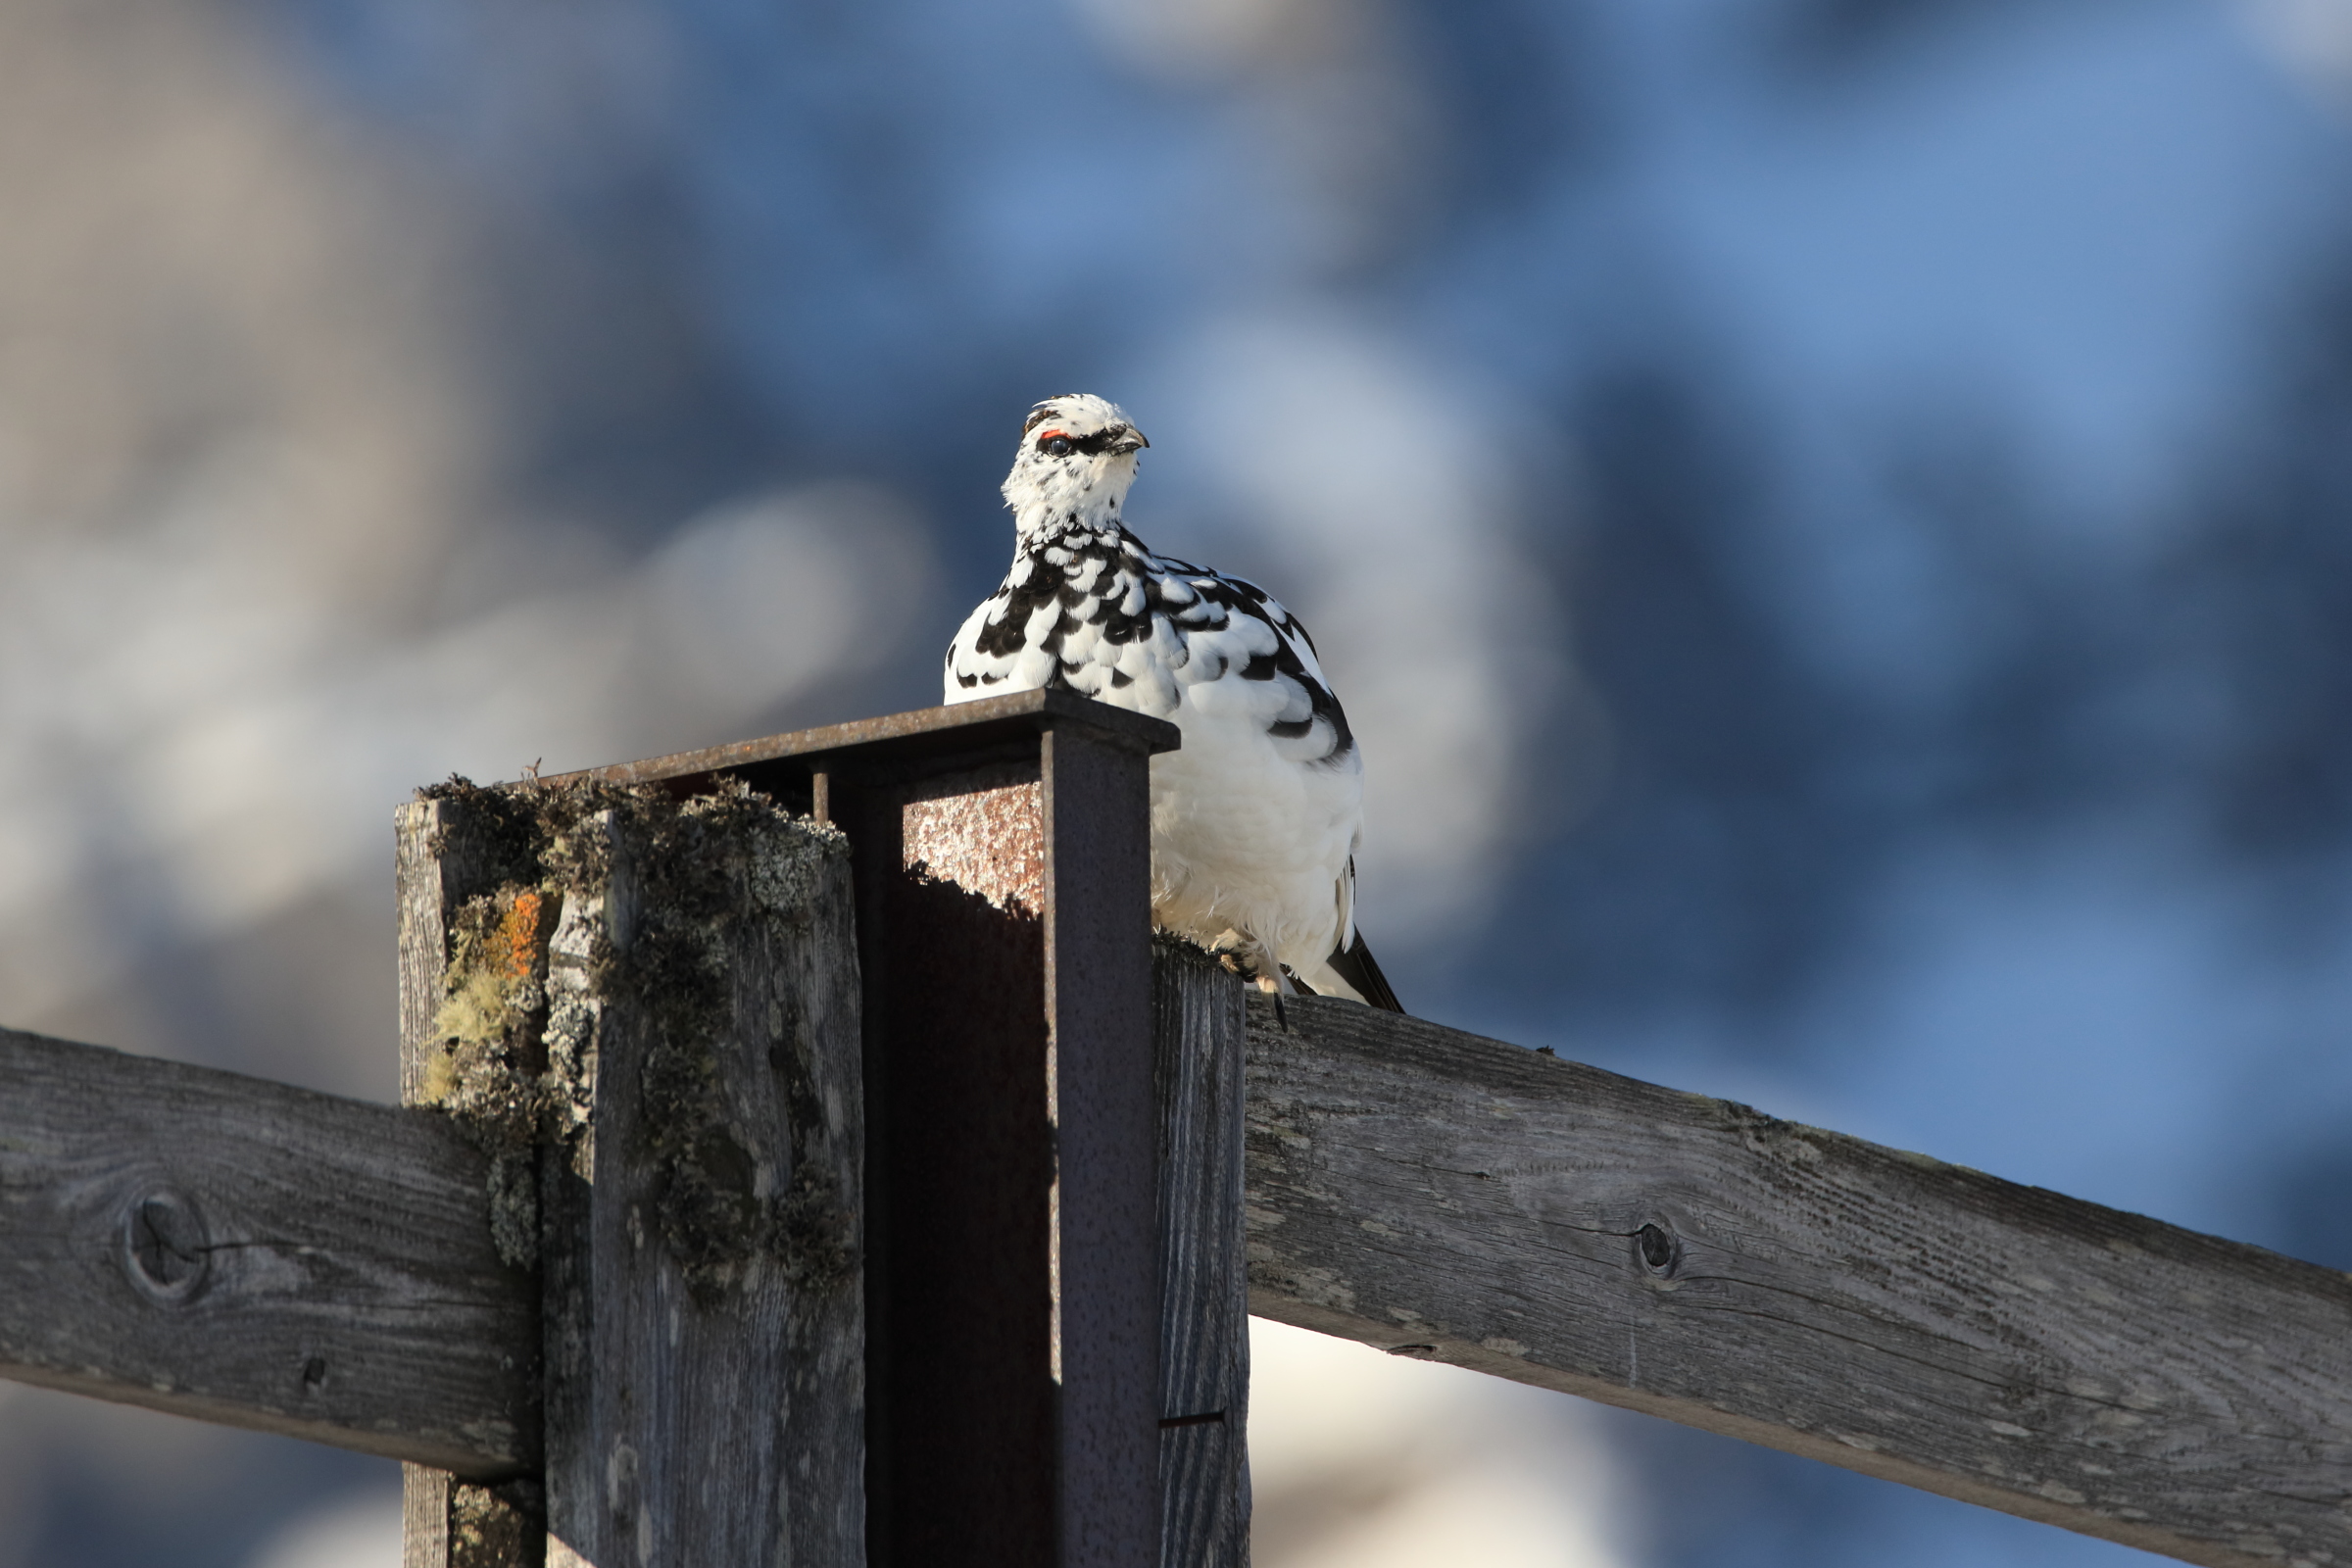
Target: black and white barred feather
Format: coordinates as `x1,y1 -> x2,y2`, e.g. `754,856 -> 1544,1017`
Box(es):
945,393 -> 1399,1009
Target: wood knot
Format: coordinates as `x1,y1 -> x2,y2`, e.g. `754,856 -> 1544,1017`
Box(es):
1635,1222 -> 1679,1278
122,1191 -> 209,1304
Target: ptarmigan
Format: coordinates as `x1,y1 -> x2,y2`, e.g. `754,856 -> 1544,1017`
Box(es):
944,393 -> 1401,1011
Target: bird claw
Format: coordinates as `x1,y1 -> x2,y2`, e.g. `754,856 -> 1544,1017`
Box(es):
1207,929 -> 1296,1029
1208,928 -> 1290,990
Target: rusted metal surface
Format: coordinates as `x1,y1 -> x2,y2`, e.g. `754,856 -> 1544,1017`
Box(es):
839,763 -> 1058,1566
1039,726 -> 1159,1567
837,729 -> 1157,1568
545,688 -> 1177,800
902,764 -> 1047,915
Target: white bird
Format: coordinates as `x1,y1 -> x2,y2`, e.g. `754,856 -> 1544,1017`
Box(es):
944,393 -> 1400,1010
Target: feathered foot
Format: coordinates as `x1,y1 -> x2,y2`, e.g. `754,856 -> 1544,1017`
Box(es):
1206,927 -> 1288,990
1207,927 -> 1293,1028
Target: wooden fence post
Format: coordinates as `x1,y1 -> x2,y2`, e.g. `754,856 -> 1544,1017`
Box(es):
398,794 -> 545,1568
397,784 -> 865,1567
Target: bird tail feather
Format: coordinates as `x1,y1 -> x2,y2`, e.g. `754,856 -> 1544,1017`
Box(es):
1312,932 -> 1405,1014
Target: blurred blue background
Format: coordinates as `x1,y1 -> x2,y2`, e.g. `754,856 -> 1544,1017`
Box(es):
4,0 -> 2351,1562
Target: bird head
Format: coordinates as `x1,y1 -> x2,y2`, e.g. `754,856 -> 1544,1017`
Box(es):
1002,393 -> 1150,535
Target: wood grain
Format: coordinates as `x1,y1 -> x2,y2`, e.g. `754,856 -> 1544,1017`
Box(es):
536,797 -> 865,1568
398,796 -> 545,1568
403,1466 -> 541,1568
1244,995 -> 2352,1568
1152,942 -> 1250,1567
0,1026 -> 535,1475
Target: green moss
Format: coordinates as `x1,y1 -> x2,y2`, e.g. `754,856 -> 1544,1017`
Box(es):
418,772 -> 854,1298
578,784 -> 850,1303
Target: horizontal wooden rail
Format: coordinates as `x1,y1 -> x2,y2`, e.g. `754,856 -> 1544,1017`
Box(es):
10,972 -> 2349,1567
1243,995 -> 2352,1568
0,1028 -> 534,1477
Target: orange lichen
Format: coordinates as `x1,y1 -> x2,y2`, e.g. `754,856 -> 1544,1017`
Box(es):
496,891 -> 543,980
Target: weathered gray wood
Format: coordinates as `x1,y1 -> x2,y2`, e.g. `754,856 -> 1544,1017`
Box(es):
398,796 -> 546,1568
1245,995 -> 2352,1568
532,792 -> 865,1568
0,1026 -> 535,1474
399,794 -> 541,1104
403,1465 -> 540,1568
1152,942 -> 1250,1568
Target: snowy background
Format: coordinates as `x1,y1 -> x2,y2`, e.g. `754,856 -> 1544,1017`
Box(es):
5,0 -> 2352,1562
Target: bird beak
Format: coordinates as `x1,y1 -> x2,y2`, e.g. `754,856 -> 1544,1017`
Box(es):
1110,427 -> 1149,455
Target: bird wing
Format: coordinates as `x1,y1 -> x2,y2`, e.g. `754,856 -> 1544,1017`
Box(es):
948,534 -> 1357,773
1132,552 -> 1356,767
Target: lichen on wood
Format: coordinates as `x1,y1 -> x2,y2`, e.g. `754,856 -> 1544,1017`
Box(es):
415,884 -> 556,1269
554,783 -> 852,1304
410,773 -> 854,1299
424,889 -> 555,1126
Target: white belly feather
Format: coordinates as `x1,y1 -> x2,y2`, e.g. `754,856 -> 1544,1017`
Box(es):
1145,696 -> 1360,974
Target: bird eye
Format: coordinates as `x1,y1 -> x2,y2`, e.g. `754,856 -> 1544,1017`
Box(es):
1040,433 -> 1074,457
